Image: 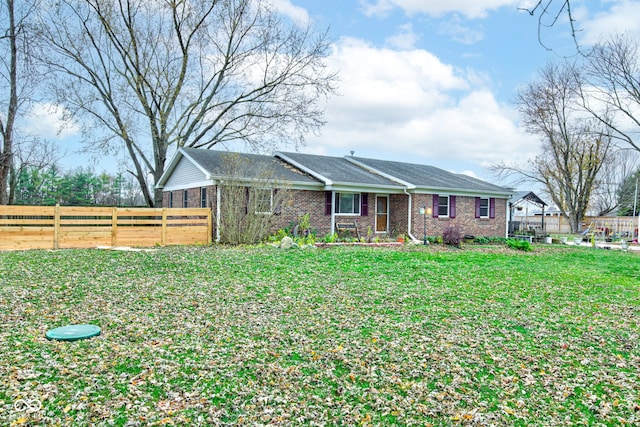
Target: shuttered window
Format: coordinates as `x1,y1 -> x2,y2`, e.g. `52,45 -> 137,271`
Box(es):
476,197 -> 489,218
438,195 -> 449,217
476,197 -> 495,219
335,193 -> 361,215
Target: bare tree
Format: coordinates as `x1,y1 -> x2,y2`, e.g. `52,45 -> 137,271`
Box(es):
217,153 -> 292,244
492,62 -> 613,233
8,136 -> 63,203
519,0 -> 580,51
37,0 -> 337,207
590,148 -> 639,216
581,34 -> 640,154
1,0 -> 20,204
0,0 -> 41,204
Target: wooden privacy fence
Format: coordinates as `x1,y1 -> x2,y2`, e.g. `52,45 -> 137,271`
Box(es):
515,214 -> 639,236
0,205 -> 212,251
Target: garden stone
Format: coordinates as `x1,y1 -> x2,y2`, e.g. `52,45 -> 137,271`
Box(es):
280,236 -> 294,249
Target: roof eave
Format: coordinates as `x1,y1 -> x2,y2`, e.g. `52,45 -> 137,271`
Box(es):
414,185 -> 512,198
326,182 -> 406,193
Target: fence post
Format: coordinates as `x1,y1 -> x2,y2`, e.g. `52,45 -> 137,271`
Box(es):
111,207 -> 118,247
207,208 -> 213,244
53,204 -> 60,249
162,208 -> 167,246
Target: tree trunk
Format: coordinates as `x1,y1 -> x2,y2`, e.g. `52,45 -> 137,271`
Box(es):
0,0 -> 18,205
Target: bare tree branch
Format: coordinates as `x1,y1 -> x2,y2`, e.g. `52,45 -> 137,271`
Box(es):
519,0 -> 582,53
37,0 -> 337,206
581,34 -> 640,153
492,62 -> 613,232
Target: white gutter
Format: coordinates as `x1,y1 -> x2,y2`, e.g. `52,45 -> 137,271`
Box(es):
331,191 -> 336,236
404,189 -> 420,243
506,198 -> 512,238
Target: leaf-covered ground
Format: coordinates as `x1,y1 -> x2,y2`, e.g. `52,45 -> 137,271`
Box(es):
0,245 -> 638,426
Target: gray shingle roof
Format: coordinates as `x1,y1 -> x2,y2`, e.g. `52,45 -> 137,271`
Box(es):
162,148 -> 512,196
509,191 -> 548,206
181,148 -> 320,185
350,156 -> 512,194
276,152 -> 404,188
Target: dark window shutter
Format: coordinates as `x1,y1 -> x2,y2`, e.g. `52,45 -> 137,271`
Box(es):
244,187 -> 249,215
432,194 -> 439,218
361,193 -> 368,216
449,196 -> 456,218
325,191 -> 332,215
273,189 -> 281,215
489,198 -> 496,219
475,197 -> 481,218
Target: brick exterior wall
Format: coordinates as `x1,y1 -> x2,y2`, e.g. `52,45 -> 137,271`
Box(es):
163,187 -> 508,240
389,194 -> 408,237
273,190 -> 329,235
410,194 -> 506,239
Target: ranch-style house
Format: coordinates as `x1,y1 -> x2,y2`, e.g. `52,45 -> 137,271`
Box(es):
156,148 -> 513,242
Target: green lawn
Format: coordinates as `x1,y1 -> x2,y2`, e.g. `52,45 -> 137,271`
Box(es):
1,245 -> 638,426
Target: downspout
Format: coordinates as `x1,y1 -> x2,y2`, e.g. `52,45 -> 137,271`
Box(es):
331,190 -> 336,236
507,202 -> 512,238
216,183 -> 221,243
404,189 -> 419,243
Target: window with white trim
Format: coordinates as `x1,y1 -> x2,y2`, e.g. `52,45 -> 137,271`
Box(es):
335,192 -> 361,215
438,195 -> 449,217
479,197 -> 489,218
254,189 -> 273,214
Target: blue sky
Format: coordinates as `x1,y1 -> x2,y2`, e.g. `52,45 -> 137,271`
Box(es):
34,0 -> 640,183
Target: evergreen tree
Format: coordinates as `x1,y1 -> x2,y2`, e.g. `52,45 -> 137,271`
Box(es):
617,170 -> 640,216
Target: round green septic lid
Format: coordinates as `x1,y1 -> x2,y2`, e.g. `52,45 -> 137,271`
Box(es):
46,324 -> 101,341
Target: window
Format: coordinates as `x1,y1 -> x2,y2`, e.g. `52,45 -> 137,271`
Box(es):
254,189 -> 273,214
335,192 -> 361,215
476,197 -> 495,219
169,192 -> 173,208
200,188 -> 207,208
438,195 -> 449,217
183,189 -> 188,208
479,197 -> 489,218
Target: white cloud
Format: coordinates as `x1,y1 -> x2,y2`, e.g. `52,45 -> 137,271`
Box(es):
439,16 -> 485,45
581,0 -> 640,45
359,0 -> 519,19
385,23 -> 420,50
267,0 -> 310,24
304,38 -> 539,173
25,103 -> 80,139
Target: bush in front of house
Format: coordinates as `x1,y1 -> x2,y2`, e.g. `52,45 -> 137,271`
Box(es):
442,224 -> 463,248
474,236 -> 508,245
506,238 -> 532,252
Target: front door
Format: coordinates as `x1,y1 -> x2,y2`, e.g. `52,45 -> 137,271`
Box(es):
376,196 -> 388,233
